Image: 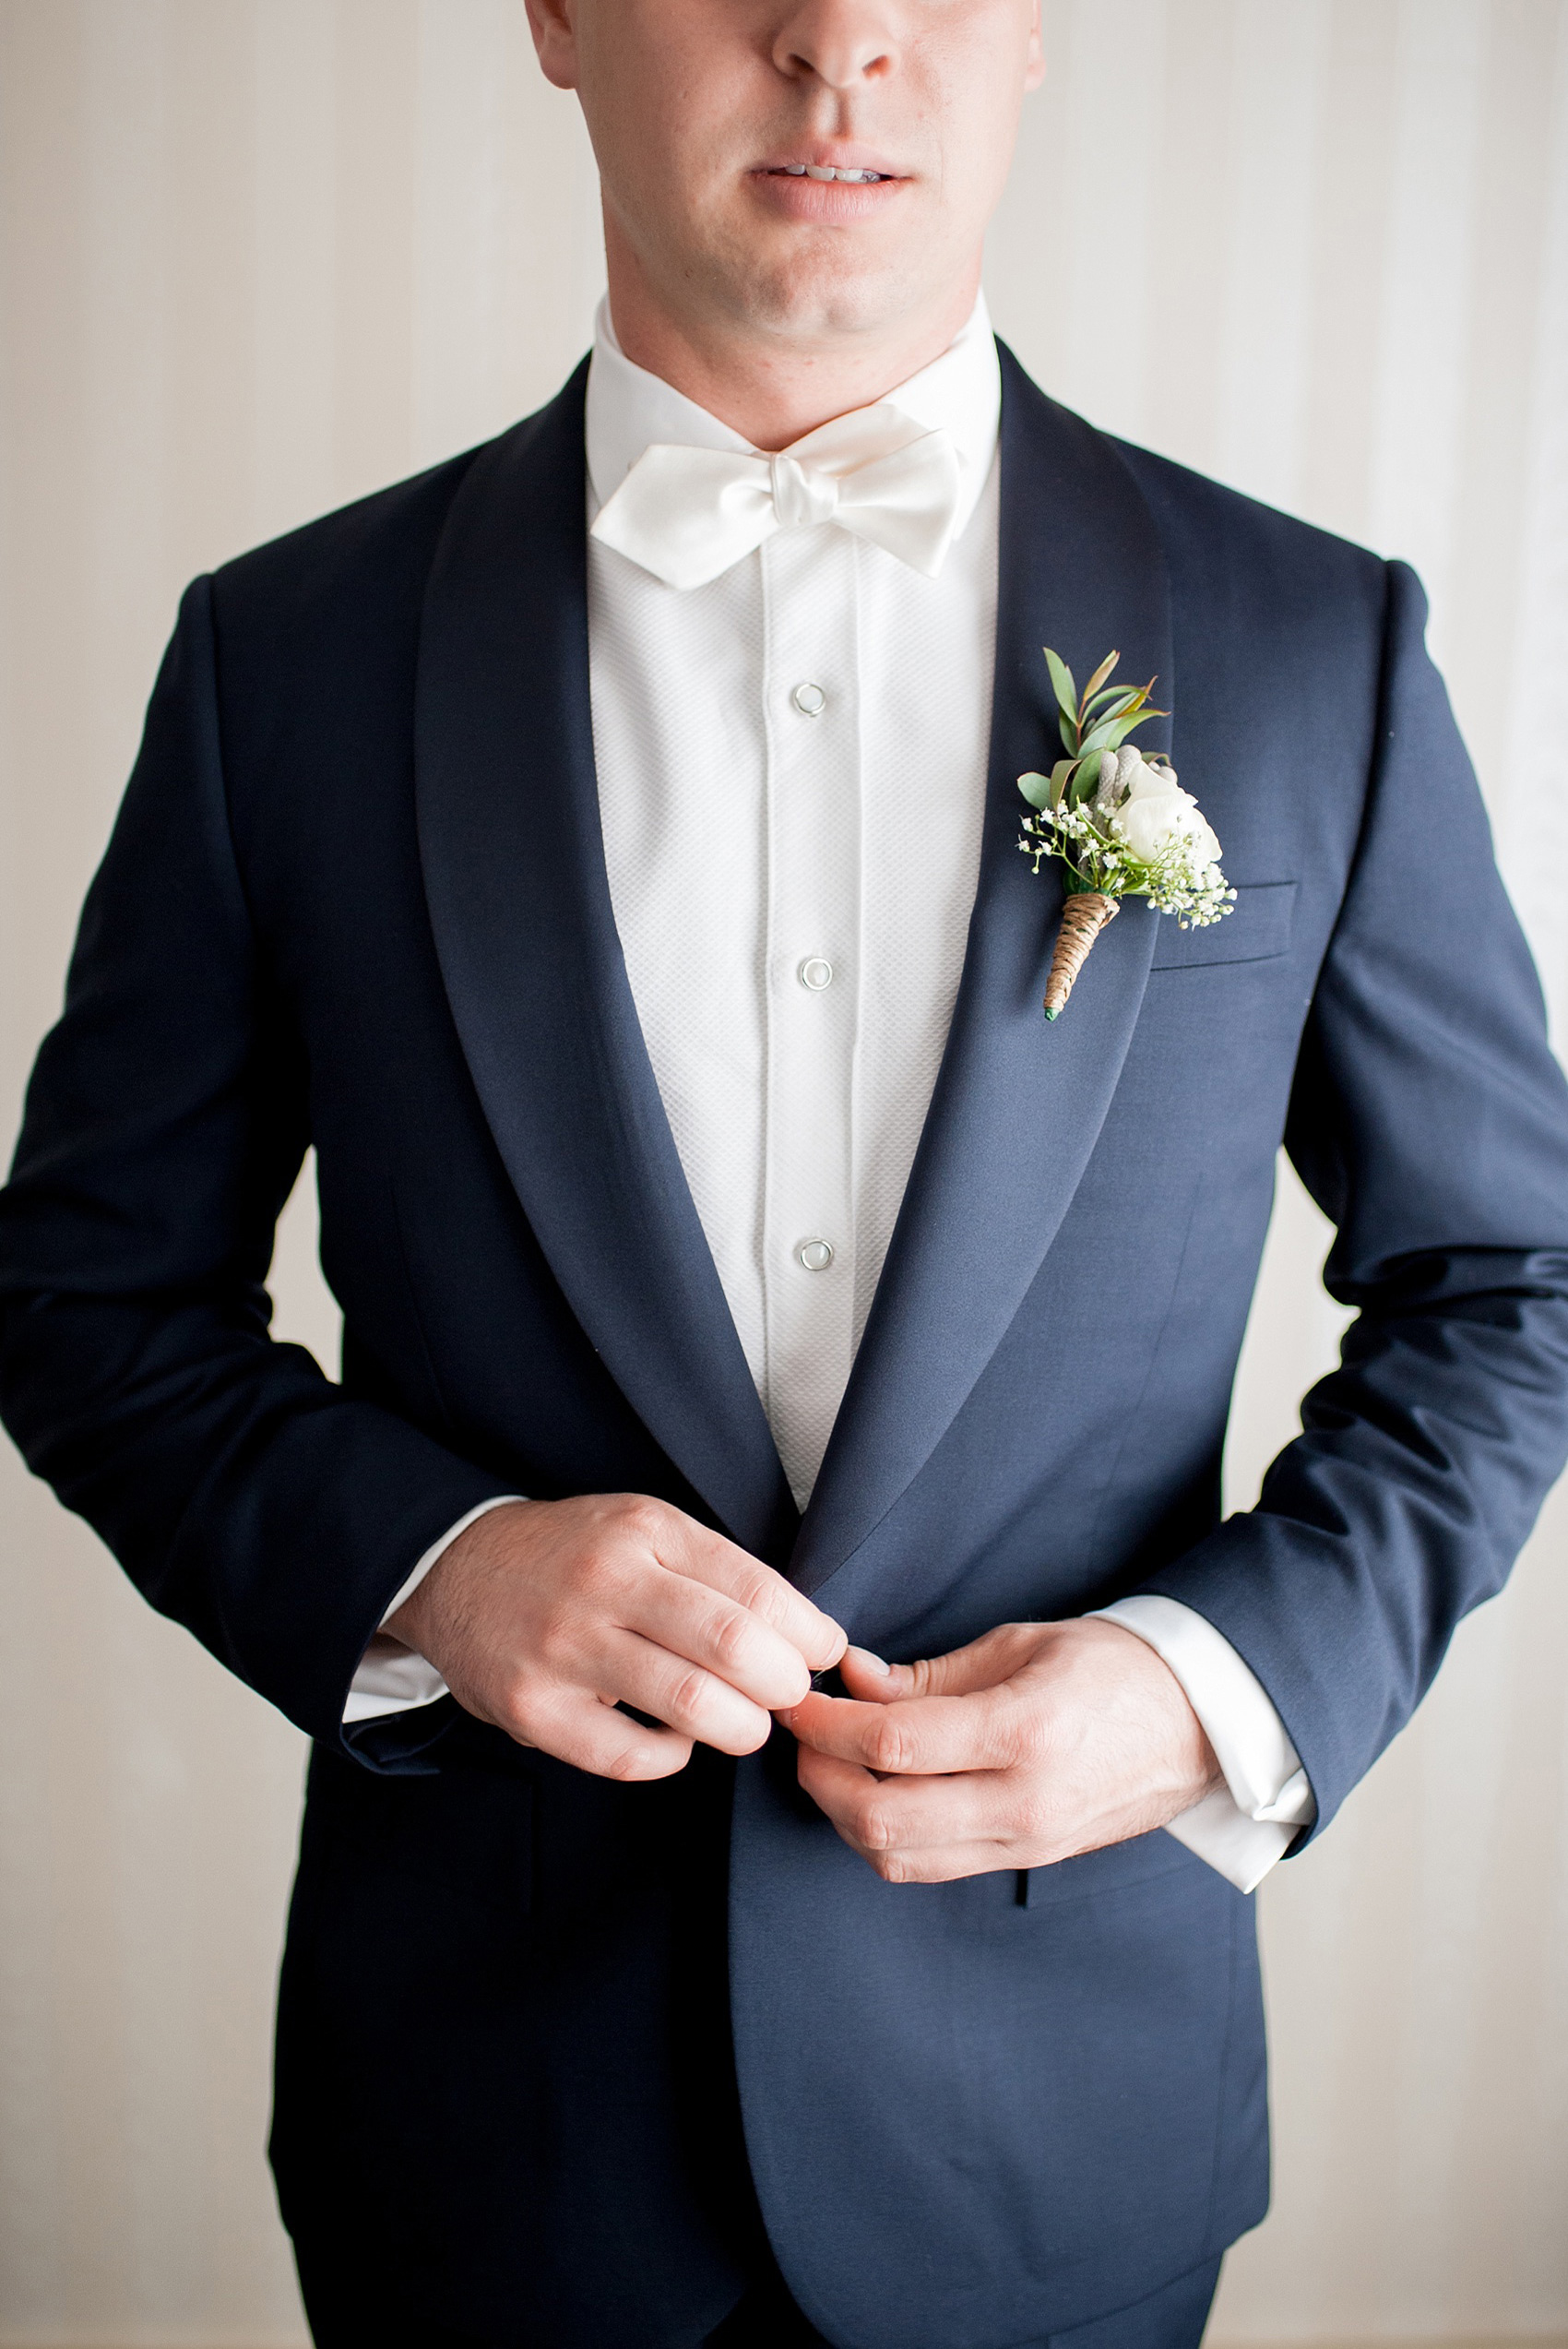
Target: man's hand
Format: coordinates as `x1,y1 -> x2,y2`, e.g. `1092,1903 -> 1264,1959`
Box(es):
387,1495 -> 846,1783
782,1618 -> 1222,1883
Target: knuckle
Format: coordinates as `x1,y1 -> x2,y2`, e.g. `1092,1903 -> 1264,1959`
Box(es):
733,1562 -> 784,1618
570,1551 -> 621,1612
666,1665 -> 714,1724
1004,1789 -> 1051,1845
618,1496 -> 668,1547
535,1611 -> 589,1675
497,1676 -> 538,1740
1002,1711 -> 1049,1771
706,1607 -> 754,1675
852,1799 -> 895,1853
868,1715 -> 915,1774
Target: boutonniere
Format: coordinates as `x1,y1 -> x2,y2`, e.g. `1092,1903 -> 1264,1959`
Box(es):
1018,649 -> 1235,1019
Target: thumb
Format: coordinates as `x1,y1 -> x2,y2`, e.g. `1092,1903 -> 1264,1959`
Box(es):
837,1646 -> 903,1705
843,1623 -> 1037,1704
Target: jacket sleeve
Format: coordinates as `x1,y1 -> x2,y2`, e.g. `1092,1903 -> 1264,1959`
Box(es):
0,579 -> 514,1753
1137,560 -> 1568,1842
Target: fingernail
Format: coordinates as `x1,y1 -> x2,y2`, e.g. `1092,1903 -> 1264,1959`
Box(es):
849,1645 -> 893,1676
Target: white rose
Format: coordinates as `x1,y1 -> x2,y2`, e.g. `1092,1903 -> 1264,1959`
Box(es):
1111,750 -> 1221,866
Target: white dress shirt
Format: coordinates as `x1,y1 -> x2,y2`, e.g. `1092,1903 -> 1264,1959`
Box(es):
347,296 -> 1314,1894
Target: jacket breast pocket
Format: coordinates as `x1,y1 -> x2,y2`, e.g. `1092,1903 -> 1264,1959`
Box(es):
1149,879 -> 1298,969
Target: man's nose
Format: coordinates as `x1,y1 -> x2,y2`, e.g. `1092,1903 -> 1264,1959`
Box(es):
771,0 -> 899,90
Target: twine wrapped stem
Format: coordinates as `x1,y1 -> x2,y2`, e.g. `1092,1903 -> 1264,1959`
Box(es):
1043,890 -> 1119,1020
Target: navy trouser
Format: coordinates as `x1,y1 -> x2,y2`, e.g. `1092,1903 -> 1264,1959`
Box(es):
704,2245 -> 1222,2347
299,2240 -> 1220,2349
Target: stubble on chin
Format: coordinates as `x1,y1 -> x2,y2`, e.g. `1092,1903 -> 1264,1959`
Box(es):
618,173 -> 944,354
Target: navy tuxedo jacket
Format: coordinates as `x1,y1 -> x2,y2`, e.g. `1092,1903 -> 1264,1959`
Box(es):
5,348 -> 1568,2349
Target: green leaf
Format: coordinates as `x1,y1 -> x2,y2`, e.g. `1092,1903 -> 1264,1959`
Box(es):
1083,684 -> 1143,721
1079,699 -> 1167,758
1103,709 -> 1162,749
1078,717 -> 1132,759
1049,757 -> 1079,807
1058,711 -> 1079,756
1043,648 -> 1078,722
1017,770 -> 1053,809
1080,649 -> 1121,707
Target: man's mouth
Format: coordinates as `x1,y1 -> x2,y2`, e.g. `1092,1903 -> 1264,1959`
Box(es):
765,164 -> 893,185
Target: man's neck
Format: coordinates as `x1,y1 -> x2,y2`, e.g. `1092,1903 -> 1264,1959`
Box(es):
602,232 -> 982,452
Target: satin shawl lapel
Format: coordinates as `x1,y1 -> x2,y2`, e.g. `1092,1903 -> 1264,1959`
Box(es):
415,370 -> 797,1561
792,351 -> 1172,1597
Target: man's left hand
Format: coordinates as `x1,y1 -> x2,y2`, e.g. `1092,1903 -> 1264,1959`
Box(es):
782,1618 -> 1223,1884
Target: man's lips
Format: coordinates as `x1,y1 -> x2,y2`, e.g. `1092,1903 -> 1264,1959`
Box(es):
763,161 -> 893,185
750,159 -> 909,217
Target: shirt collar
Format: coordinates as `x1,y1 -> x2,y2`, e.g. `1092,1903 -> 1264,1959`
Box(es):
584,291 -> 1002,543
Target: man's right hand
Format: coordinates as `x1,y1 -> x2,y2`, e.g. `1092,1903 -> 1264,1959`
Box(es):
386,1495 -> 845,1782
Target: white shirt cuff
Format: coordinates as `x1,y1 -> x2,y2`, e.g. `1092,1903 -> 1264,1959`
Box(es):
1090,1593 -> 1317,1896
341,1496 -> 524,1724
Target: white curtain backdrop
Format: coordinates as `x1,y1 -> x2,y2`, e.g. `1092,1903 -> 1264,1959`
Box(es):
1,4 -> 1565,2342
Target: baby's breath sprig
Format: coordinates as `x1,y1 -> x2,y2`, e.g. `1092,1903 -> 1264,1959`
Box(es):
1019,804 -> 1236,928
1017,647 -> 1235,1019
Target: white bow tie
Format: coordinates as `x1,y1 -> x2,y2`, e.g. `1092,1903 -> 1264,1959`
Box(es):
589,400 -> 964,590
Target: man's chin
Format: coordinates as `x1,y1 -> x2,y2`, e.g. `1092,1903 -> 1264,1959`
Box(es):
706,224 -> 939,347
